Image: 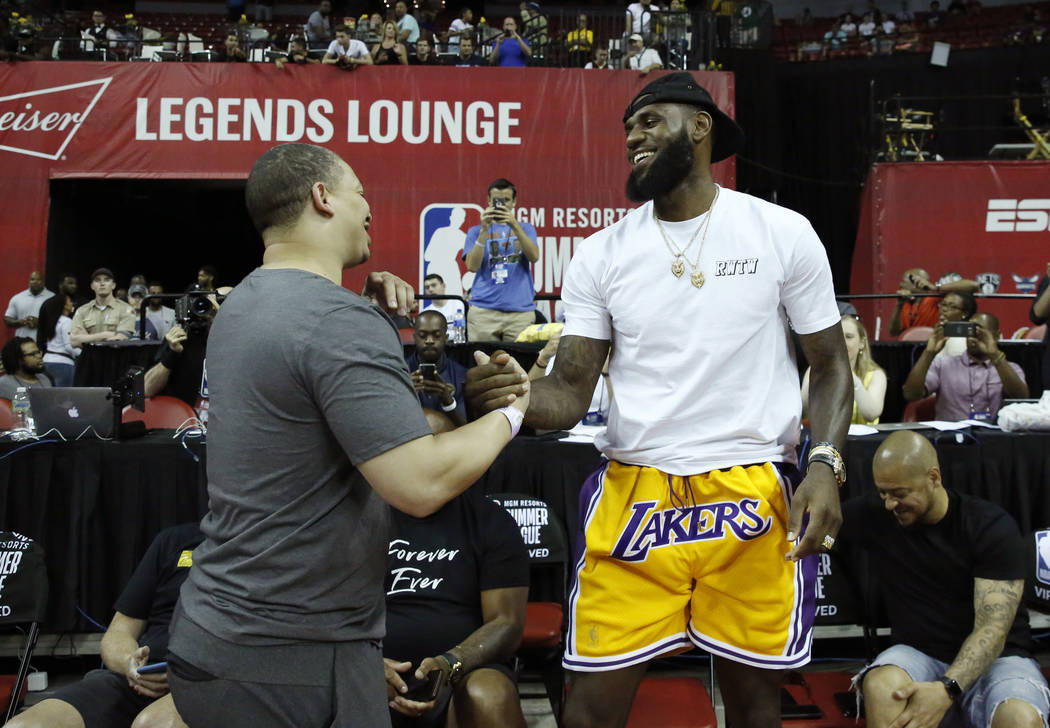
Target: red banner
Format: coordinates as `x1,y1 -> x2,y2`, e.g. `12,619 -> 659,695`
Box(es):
0,63 -> 736,322
851,161 -> 1050,338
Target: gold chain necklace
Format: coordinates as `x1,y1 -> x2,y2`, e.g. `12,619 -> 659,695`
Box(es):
653,185 -> 719,289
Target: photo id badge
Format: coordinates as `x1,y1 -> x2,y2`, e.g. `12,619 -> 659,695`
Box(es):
492,265 -> 509,285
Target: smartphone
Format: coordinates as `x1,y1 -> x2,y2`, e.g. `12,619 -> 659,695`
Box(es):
403,669 -> 444,702
943,321 -> 977,338
504,28 -> 512,37
493,198 -> 505,208
419,363 -> 438,380
136,661 -> 168,674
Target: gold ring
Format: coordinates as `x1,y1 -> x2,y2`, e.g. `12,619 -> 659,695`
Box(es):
822,535 -> 835,550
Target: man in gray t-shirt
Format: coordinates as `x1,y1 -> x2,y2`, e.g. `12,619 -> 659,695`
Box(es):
168,143 -> 531,728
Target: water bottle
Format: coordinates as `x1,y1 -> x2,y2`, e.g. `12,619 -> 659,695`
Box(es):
452,310 -> 466,344
11,387 -> 34,437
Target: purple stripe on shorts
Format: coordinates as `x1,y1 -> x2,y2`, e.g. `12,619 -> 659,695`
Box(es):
687,623 -> 812,669
773,462 -> 817,658
566,461 -> 608,653
563,634 -> 692,671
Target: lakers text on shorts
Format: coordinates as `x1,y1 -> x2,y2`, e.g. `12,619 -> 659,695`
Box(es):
564,460 -> 816,672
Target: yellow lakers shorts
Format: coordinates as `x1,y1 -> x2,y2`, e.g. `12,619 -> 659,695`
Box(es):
563,460 -> 816,672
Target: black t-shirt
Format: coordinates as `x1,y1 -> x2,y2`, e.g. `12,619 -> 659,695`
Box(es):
155,328 -> 207,407
841,491 -> 1033,662
113,523 -> 204,661
383,489 -> 529,669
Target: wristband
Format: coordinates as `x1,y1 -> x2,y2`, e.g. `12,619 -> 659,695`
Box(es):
440,397 -> 458,412
497,405 -> 524,439
808,442 -> 846,486
158,345 -> 182,370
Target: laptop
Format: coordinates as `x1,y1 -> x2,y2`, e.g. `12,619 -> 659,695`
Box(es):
28,388 -> 115,439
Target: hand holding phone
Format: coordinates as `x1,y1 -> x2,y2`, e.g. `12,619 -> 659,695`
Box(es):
402,669 -> 445,702
419,363 -> 438,380
136,661 -> 168,674
943,321 -> 976,338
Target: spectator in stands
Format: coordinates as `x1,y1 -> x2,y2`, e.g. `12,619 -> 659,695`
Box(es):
383,411 -> 528,728
625,0 -> 660,43
623,33 -> 663,74
896,0 -> 916,20
463,179 -> 539,342
444,7 -> 474,51
395,1 -> 420,45
895,19 -> 920,47
372,20 -> 409,65
889,268 -> 979,336
489,17 -> 531,66
845,432 -> 1049,728
823,20 -> 848,52
422,273 -> 465,323
902,312 -> 1028,422
362,12 -> 384,45
411,35 -> 441,64
585,46 -> 611,68
196,265 -> 218,292
0,337 -> 51,400
6,523 -> 201,728
931,291 -> 976,359
519,2 -> 548,57
927,0 -> 944,27
450,35 -> 484,65
59,273 -> 80,306
1029,262 -> 1050,394
145,282 -> 176,340
881,13 -> 897,35
798,7 -> 814,25
802,315 -> 887,425
36,293 -> 77,388
128,284 -> 160,341
405,311 -> 468,426
5,270 -> 53,341
566,13 -> 593,66
324,24 -> 373,68
273,37 -> 318,68
86,9 -> 109,44
70,268 -> 136,347
837,12 -> 856,35
859,12 -> 878,36
306,0 -> 332,48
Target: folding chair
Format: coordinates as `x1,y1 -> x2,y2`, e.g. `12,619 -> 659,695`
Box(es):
122,395 -> 198,430
488,493 -> 569,723
0,531 -> 48,724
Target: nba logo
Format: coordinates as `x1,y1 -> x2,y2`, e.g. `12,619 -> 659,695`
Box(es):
419,204 -> 484,300
1036,531 -> 1050,585
976,272 -> 1000,295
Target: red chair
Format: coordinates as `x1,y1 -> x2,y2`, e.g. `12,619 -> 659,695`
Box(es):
902,395 -> 937,422
897,326 -> 933,341
0,399 -> 15,430
1025,324 -> 1047,340
625,676 -> 718,728
122,395 -> 198,429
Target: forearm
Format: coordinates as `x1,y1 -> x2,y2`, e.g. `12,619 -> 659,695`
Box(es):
1032,286 -> 1050,321
143,362 -> 172,398
853,381 -> 883,420
939,278 -> 978,294
523,373 -> 593,429
807,359 -> 852,450
517,37 -> 531,55
4,316 -> 20,328
100,629 -> 140,674
446,617 -> 522,673
464,240 -> 486,271
993,358 -> 1028,398
70,331 -> 109,346
902,351 -> 935,400
946,627 -> 1008,690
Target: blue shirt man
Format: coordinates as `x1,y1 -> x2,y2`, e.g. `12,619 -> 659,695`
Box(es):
489,17 -> 531,66
406,310 -> 469,425
462,178 -> 539,342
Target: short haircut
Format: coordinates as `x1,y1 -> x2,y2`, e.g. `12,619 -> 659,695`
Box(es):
488,178 -> 517,198
460,6 -> 472,17
417,309 -> 448,329
148,280 -> 164,289
61,272 -> 76,281
245,143 -> 344,235
199,264 -> 218,280
226,32 -> 238,40
334,23 -> 349,34
954,291 -> 977,319
424,273 -> 444,284
1,337 -> 33,374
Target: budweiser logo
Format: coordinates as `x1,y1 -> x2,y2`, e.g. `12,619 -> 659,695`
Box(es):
0,78 -> 111,160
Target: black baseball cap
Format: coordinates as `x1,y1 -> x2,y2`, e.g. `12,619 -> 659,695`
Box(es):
623,72 -> 745,162
90,267 -> 115,281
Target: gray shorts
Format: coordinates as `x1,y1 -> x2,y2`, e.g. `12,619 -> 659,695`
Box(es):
854,643 -> 1050,728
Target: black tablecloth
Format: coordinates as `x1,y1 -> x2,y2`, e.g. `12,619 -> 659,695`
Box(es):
3,427 -> 1048,633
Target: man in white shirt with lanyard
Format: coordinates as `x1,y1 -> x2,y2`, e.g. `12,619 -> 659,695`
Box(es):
466,72 -> 853,727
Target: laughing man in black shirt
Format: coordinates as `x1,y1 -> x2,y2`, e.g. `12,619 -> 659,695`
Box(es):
844,431 -> 1047,728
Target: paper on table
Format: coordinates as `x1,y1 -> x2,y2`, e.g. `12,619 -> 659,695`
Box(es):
918,420 -> 997,431
848,424 -> 879,436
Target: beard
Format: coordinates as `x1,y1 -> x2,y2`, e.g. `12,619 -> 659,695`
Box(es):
625,129 -> 695,203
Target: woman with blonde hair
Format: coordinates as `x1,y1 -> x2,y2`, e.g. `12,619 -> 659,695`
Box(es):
802,314 -> 887,424
371,20 -> 408,64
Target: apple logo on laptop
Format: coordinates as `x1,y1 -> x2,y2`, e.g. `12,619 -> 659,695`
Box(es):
67,406 -> 79,418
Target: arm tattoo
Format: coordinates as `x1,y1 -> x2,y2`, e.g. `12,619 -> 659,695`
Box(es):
525,335 -> 610,430
946,578 -> 1022,690
798,325 -> 852,451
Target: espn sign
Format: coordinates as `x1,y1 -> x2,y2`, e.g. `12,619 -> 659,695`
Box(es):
985,199 -> 1050,232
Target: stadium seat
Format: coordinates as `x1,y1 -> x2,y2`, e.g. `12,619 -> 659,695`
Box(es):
625,676 -> 717,728
122,395 -> 198,429
1025,324 -> 1046,340
902,395 -> 936,422
897,326 -> 933,341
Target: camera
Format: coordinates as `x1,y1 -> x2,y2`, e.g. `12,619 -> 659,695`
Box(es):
943,321 -> 977,338
175,287 -> 224,330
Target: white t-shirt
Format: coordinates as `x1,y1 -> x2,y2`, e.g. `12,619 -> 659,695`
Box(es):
882,19 -> 897,33
5,288 -> 54,339
840,21 -> 857,34
422,299 -> 465,322
145,305 -> 177,340
561,187 -> 840,475
326,38 -> 369,60
858,20 -> 876,35
447,18 -> 472,47
626,3 -> 659,35
43,315 -> 78,365
584,61 -> 612,69
627,47 -> 662,70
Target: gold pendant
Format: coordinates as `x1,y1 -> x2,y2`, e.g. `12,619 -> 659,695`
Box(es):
671,259 -> 685,278
691,270 -> 705,289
